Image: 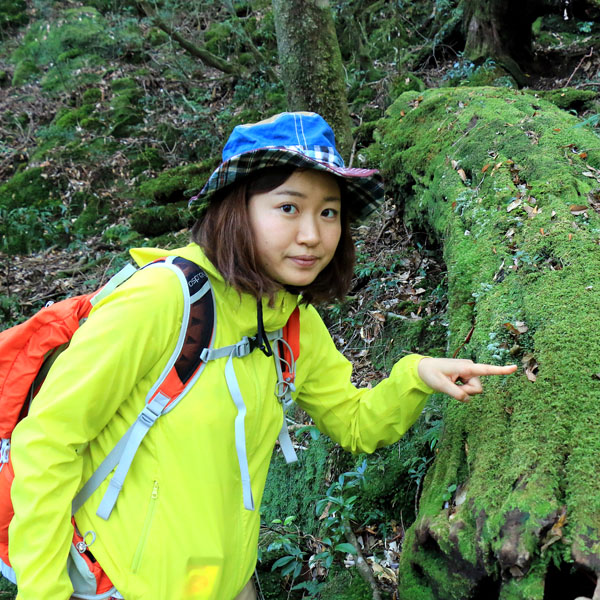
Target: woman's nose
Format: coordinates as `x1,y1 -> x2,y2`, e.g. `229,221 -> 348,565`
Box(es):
296,216 -> 320,245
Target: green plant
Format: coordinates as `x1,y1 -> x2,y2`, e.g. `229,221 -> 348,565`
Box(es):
314,462 -> 366,569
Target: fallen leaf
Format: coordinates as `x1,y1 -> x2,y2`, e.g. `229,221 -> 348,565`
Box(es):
582,171 -> 596,178
514,321 -> 529,333
504,321 -> 528,336
507,198 -> 522,212
522,353 -> 538,382
457,168 -> 467,182
570,204 -> 589,215
370,312 -> 386,323
482,164 -> 490,173
580,152 -> 588,159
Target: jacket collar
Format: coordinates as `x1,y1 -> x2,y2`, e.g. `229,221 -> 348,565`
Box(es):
129,243 -> 300,335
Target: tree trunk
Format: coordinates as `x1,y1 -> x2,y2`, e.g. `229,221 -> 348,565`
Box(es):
272,0 -> 353,161
374,86 -> 600,599
462,0 -> 543,84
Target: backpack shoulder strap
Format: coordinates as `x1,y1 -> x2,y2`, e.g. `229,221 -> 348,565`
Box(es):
73,256 -> 216,519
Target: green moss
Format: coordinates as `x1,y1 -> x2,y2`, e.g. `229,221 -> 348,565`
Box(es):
10,7 -> 110,92
11,58 -> 40,86
374,86 -> 600,596
0,167 -> 57,210
0,0 -> 27,28
319,567 -> 385,599
136,162 -> 215,206
82,87 -> 102,104
130,204 -> 193,237
129,146 -> 165,176
145,27 -> 169,47
262,433 -> 335,533
530,88 -> 599,112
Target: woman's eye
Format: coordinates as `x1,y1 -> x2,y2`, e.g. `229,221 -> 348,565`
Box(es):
280,204 -> 297,214
322,208 -> 339,218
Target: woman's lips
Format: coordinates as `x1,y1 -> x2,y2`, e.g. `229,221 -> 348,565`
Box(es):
289,256 -> 319,267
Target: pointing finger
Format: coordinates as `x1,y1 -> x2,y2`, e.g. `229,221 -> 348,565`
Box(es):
466,363 -> 517,377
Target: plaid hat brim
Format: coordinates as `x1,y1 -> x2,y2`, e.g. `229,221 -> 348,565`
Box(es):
189,146 -> 384,221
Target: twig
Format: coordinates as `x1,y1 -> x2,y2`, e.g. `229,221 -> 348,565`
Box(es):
452,324 -> 475,358
342,517 -> 383,600
565,47 -> 593,87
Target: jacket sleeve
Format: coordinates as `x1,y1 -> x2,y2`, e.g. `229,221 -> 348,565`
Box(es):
294,306 -> 433,454
9,266 -> 183,600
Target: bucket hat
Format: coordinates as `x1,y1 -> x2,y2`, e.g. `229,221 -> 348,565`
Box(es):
189,112 -> 384,220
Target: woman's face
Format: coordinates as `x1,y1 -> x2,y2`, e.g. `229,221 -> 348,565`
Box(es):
248,169 -> 342,288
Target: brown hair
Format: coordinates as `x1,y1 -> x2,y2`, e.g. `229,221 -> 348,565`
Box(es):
191,168 -> 355,305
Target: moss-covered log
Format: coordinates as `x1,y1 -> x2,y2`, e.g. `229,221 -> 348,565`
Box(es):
272,0 -> 353,160
374,87 -> 600,599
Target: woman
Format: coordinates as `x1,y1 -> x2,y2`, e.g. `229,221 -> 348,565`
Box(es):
9,112 -> 515,600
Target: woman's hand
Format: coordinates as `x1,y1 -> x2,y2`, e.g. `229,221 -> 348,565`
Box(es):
417,357 -> 517,402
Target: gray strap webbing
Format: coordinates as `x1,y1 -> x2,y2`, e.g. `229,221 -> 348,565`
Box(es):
90,263 -> 138,306
224,351 -> 255,511
96,393 -> 170,520
72,426 -> 133,515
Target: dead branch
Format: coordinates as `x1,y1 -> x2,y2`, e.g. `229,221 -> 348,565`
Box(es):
136,1 -> 242,77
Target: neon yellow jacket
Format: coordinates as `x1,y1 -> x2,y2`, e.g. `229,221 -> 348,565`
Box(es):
9,244 -> 432,600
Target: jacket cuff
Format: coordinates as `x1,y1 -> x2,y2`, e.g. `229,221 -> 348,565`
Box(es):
399,354 -> 435,395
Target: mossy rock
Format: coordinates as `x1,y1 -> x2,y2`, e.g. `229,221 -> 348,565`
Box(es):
71,192 -> 111,237
80,116 -> 104,131
82,87 -> 102,104
0,167 -> 58,210
204,21 -> 234,56
54,105 -> 95,130
110,77 -> 137,92
11,58 -> 40,86
129,204 -> 193,237
532,88 -> 599,112
145,27 -> 169,47
129,146 -> 165,176
137,162 -> 215,205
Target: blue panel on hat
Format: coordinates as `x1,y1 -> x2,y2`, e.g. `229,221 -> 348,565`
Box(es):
222,112 -> 344,166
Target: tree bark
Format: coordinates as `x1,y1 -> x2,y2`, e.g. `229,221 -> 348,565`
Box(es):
462,0 -> 541,84
374,86 -> 600,599
272,0 -> 354,161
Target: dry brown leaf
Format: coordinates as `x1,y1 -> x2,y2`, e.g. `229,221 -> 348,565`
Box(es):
507,198 -> 522,212
570,204 -> 589,215
457,168 -> 467,182
522,353 -> 538,382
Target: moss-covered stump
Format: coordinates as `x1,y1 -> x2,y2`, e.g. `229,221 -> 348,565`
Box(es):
374,87 -> 600,599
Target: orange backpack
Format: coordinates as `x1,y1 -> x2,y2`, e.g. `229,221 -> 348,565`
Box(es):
0,256 -> 300,597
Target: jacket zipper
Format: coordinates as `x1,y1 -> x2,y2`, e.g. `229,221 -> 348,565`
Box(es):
131,480 -> 159,574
